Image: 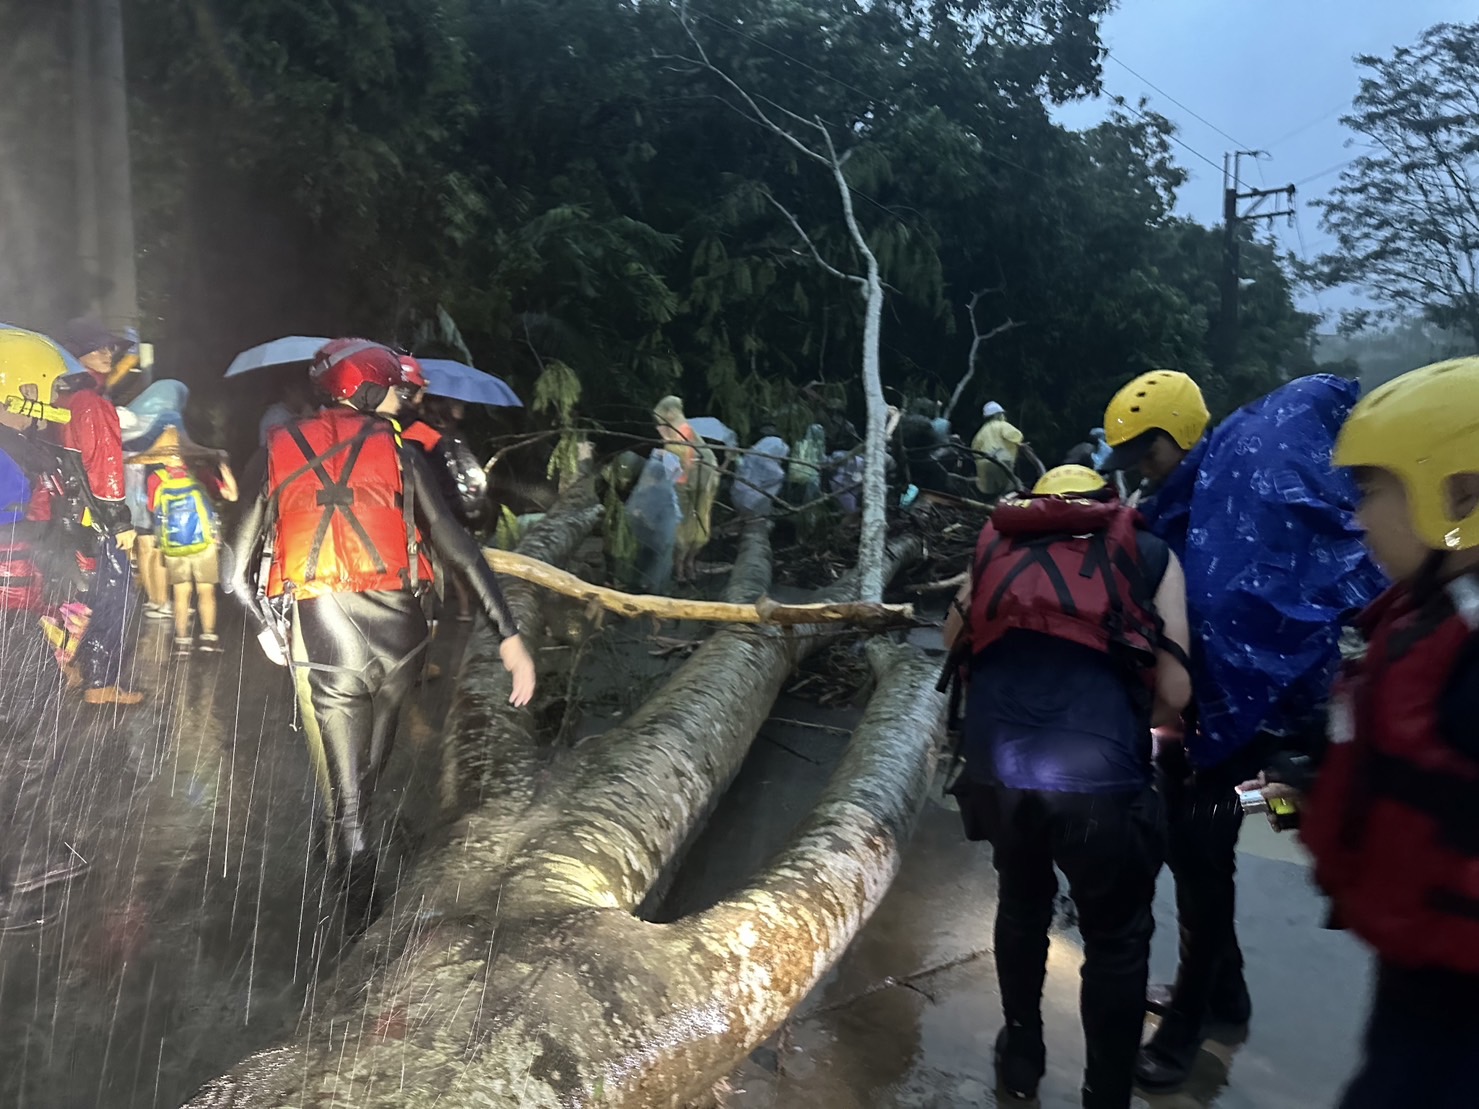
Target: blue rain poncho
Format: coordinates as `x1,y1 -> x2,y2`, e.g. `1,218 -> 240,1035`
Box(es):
0,448 -> 29,526
1139,375 -> 1386,769
624,450 -> 682,592
732,436 -> 789,519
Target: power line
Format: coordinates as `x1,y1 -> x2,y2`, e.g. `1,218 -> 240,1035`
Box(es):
1106,92 -> 1225,174
1104,53 -> 1247,149
1295,157 -> 1360,188
695,8 -> 1225,183
1264,103 -> 1347,151
1291,209 -> 1328,317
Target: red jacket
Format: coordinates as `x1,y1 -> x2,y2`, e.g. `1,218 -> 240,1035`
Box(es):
1303,576 -> 1479,974
265,408 -> 432,600
57,378 -> 125,503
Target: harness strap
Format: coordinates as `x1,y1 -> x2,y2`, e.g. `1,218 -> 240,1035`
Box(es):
399,446 -> 419,592
262,427 -> 366,531
283,421 -> 389,581
985,540 -> 1076,621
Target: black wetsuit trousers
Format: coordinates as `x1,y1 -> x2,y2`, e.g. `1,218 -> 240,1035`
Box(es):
1156,740 -> 1268,1030
990,787 -> 1164,1109
290,590 -> 427,871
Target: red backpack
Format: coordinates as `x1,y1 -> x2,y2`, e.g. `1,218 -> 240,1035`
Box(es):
966,495 -> 1162,689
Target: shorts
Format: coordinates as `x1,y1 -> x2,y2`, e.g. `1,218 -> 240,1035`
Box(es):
164,547 -> 220,587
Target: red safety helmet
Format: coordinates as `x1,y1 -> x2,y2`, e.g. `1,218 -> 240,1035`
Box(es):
309,338 -> 404,407
398,352 -> 428,389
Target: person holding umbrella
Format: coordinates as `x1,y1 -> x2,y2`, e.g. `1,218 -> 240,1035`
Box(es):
227,339 -> 535,932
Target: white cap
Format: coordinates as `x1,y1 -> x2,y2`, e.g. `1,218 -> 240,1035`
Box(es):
981,401 -> 1005,419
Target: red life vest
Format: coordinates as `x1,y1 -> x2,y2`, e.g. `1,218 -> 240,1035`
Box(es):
1302,574 -> 1479,974
967,496 -> 1161,688
265,409 -> 432,600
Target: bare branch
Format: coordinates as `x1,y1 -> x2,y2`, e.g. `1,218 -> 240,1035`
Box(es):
944,288 -> 1023,421
762,191 -> 865,286
666,7 -> 829,168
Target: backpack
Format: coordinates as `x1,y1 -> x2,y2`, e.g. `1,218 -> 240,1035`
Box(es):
153,469 -> 217,557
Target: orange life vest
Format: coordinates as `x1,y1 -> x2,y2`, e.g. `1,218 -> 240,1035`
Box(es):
265,409 -> 432,600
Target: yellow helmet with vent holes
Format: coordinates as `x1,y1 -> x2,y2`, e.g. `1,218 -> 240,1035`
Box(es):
1103,370 -> 1209,451
1335,358 -> 1479,551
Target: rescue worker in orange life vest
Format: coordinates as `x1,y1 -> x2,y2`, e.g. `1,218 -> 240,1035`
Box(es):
943,465 -> 1191,1109
227,339 -> 535,930
1254,359 -> 1479,1109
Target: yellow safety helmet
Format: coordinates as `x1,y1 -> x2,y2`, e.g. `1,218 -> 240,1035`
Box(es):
1334,357 -> 1479,551
0,327 -> 73,430
1103,370 -> 1209,452
1033,464 -> 1107,497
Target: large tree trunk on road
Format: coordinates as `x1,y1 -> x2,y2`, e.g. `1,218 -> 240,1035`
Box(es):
184,525 -> 938,1108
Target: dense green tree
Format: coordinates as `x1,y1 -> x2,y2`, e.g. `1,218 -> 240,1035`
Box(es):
1315,20 -> 1479,345
0,0 -> 1324,462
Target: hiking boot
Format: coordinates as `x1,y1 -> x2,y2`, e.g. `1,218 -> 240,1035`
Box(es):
173,637 -> 192,658
196,634 -> 221,654
994,1023 -> 1046,1101
83,685 -> 144,706
1135,1012 -> 1203,1093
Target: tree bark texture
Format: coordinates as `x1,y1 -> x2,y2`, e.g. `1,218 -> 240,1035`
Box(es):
184,530 -> 935,1109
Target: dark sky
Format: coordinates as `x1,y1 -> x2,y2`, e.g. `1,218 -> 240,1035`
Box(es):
1056,0 -> 1473,318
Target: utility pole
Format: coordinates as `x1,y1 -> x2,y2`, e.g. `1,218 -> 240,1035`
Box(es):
1216,150 -> 1295,375
71,0 -> 139,337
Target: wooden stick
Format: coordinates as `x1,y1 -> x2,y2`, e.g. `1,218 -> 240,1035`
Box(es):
905,571 -> 969,595
483,548 -> 916,629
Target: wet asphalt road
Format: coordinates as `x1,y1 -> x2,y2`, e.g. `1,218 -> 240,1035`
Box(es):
0,607 -> 463,1109
702,718 -> 1371,1109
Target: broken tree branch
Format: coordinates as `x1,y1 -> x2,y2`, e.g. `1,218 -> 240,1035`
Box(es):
945,289 -> 1023,422
484,547 -> 915,630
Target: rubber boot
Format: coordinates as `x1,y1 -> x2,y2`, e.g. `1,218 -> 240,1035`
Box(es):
1135,1010 -> 1203,1093
1147,963 -> 1251,1026
995,1022 -> 1046,1101
339,852 -> 382,939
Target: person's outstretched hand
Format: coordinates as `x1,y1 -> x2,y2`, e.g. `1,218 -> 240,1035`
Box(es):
500,634 -> 536,707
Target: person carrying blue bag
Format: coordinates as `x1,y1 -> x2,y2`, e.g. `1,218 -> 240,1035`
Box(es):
1099,370 -> 1387,1091
132,424 -> 238,656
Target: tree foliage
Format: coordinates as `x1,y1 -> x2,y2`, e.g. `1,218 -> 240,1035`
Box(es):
1315,20 -> 1479,345
0,0 -> 1324,459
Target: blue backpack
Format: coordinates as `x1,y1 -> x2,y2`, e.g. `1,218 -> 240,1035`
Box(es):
153,469 -> 218,557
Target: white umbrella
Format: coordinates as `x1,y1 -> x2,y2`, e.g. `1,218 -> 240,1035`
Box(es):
224,336 -> 330,378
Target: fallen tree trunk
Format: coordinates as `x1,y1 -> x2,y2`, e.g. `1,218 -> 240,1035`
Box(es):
484,547 -> 915,630
442,497 -> 604,820
183,531 -> 935,1109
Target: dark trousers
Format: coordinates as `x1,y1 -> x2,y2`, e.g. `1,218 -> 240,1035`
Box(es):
290,591 -> 427,871
990,787 -> 1165,1108
1338,962 -> 1479,1109
76,538 -> 132,689
1157,741 -> 1265,1026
